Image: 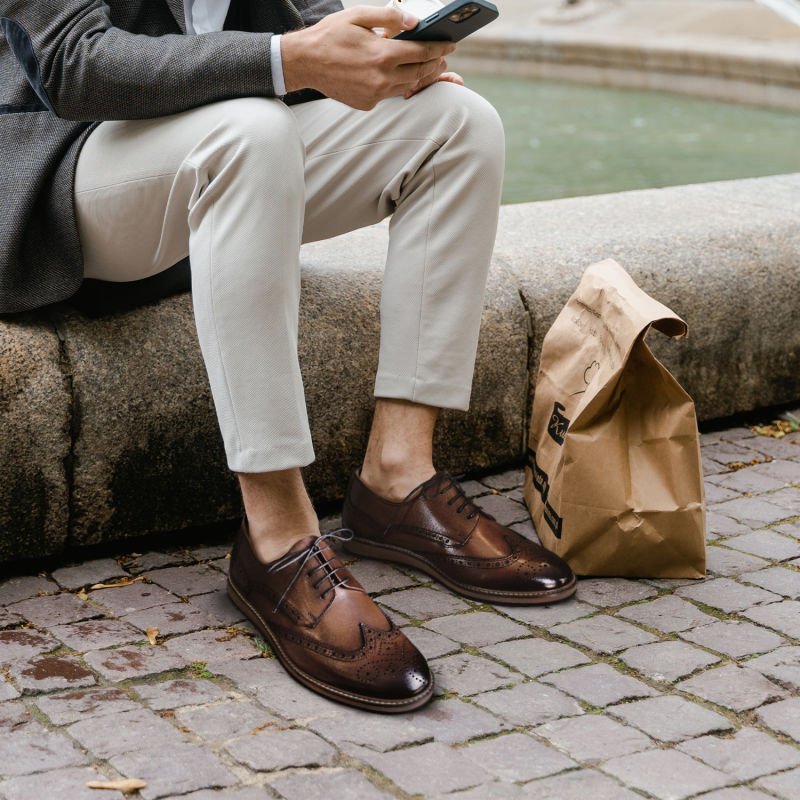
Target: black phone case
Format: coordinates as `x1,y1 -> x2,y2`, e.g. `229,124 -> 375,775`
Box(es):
394,0 -> 499,42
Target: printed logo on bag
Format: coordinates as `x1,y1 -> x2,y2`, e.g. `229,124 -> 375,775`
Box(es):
547,402 -> 570,446
526,449 -> 564,539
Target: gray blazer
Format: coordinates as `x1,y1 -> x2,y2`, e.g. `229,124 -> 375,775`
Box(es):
0,0 -> 341,314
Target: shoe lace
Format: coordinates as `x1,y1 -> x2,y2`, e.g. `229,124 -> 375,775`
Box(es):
266,529 -> 356,613
425,473 -> 485,520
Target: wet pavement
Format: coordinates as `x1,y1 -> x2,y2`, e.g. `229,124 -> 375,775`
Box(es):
1,417 -> 799,799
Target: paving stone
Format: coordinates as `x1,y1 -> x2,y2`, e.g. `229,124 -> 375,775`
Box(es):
472,682 -> 583,726
741,566 -> 800,598
707,469 -> 786,494
182,790 -> 271,800
713,496 -> 796,527
677,727 -> 800,781
550,615 -> 657,653
162,628 -> 260,664
51,559 -> 128,590
49,618 -> 144,651
191,543 -> 233,562
705,511 -> 753,538
347,559 -> 419,594
176,699 -> 281,741
757,697 -> 800,739
776,521 -> 800,538
185,588 -> 246,626
620,640 -> 721,682
214,657 -> 342,721
705,483 -> 742,504
121,550 -> 195,574
757,767 -> 800,800
509,517 -> 540,543
749,458 -> 800,483
9,593 -> 101,628
575,579 -> 658,607
460,479 -> 491,498
680,619 -> 786,658
309,706 -> 429,752
0,608 -> 24,629
484,638 -> 590,678
398,696 -> 510,744
698,790 -> 781,800
600,749 -> 731,800
432,652 -> 521,696
725,531 -> 800,561
481,470 -> 525,491
707,546 -> 769,576
703,441 -> 766,466
748,646 -> 800,692
676,577 -> 780,612
540,663 -> 658,707
678,664 -> 789,711
0,717 -> 87,776
0,702 -> 31,729
400,625 -> 460,659
34,687 -> 140,725
123,601 -> 220,637
143,564 -> 225,597
535,714 -> 652,761
520,768 -> 641,800
68,706 -> 187,759
226,728 -> 336,771
616,595 -> 716,633
348,741 -> 490,796
499,599 -> 595,628
0,676 -> 20,701
377,587 -> 471,620
83,645 -> 186,681
0,629 -> 59,663
271,769 -> 393,800
473,493 -> 529,526
771,487 -> 800,514
609,695 -> 733,742
435,783 -> 525,800
7,654 -> 96,694
462,732 -> 575,782
109,743 -> 236,800
133,677 -> 226,710
0,576 -> 57,605
0,766 -> 126,800
743,599 -> 800,638
88,581 -> 176,616
424,612 -> 528,647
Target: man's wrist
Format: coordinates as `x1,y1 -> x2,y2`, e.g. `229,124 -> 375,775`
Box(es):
280,28 -> 315,95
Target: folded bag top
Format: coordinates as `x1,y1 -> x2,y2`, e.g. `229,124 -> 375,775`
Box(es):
523,259 -> 706,579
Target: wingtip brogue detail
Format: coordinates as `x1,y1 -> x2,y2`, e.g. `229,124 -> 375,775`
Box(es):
342,471 -> 577,605
227,518 -> 433,713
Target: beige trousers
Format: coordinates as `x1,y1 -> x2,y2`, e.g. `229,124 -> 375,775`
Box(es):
74,83 -> 505,472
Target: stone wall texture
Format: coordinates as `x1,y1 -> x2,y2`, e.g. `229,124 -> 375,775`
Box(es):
1,175 -> 798,562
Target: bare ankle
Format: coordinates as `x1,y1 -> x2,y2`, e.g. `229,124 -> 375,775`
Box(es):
360,458 -> 436,502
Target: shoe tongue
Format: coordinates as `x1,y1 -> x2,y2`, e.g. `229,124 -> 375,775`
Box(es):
403,471 -> 448,502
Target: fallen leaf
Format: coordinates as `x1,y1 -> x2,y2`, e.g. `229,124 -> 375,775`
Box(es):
87,778 -> 147,794
145,627 -> 159,646
90,577 -> 139,590
77,589 -> 89,601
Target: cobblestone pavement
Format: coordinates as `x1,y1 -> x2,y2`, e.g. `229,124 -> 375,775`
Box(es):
1,422 -> 799,800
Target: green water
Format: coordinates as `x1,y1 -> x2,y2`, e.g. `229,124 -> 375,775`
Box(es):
463,74 -> 800,204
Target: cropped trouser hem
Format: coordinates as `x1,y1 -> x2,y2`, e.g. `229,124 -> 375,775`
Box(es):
374,373 -> 472,413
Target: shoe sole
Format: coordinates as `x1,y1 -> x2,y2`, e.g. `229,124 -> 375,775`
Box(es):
344,537 -> 578,605
226,576 -> 434,714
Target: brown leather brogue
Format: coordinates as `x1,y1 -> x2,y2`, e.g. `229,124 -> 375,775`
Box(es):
342,471 -> 577,605
227,518 -> 433,713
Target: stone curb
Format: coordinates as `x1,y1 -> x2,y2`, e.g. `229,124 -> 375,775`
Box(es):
1,174 -> 798,562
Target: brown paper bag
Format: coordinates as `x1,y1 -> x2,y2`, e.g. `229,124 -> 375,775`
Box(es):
523,259 -> 705,578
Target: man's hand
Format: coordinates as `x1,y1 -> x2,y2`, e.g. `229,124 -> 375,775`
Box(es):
281,5 -> 456,110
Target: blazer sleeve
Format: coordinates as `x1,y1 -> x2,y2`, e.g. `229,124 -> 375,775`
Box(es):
0,1 -> 281,121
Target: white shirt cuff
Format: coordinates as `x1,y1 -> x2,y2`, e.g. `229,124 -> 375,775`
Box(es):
270,34 -> 287,97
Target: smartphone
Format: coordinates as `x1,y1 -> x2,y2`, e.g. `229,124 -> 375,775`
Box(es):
393,0 -> 499,42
